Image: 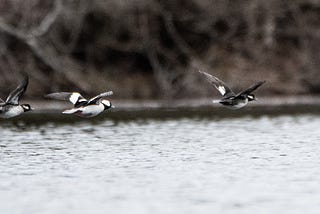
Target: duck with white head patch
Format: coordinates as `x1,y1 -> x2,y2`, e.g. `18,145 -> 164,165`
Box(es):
0,76 -> 32,118
197,70 -> 265,109
45,90 -> 114,118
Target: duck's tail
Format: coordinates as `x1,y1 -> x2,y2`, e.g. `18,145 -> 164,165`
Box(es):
62,108 -> 79,114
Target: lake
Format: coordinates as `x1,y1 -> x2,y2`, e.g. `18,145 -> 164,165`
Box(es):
1,107 -> 320,214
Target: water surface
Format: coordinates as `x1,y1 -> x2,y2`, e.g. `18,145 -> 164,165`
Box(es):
1,111 -> 320,214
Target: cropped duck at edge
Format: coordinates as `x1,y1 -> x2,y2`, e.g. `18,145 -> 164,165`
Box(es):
0,76 -> 32,118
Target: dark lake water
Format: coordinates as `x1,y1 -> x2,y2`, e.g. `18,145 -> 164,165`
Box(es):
1,108 -> 320,214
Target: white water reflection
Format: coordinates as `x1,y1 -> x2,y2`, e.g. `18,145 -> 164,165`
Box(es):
1,115 -> 320,214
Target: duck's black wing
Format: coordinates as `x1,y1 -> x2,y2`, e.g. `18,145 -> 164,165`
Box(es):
197,70 -> 235,97
5,76 -> 29,105
87,91 -> 113,105
45,92 -> 87,107
237,81 -> 266,96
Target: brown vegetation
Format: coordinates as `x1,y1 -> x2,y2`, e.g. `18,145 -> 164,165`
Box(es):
0,0 -> 320,99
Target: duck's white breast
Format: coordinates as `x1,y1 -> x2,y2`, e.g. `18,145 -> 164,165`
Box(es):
1,106 -> 24,118
231,98 -> 249,109
80,103 -> 105,117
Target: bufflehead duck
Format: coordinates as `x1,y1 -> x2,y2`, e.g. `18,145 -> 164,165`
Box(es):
0,76 -> 32,118
45,91 -> 114,118
197,70 -> 265,109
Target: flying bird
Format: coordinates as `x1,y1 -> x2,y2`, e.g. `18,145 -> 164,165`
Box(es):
45,90 -> 114,117
0,76 -> 32,118
197,70 -> 265,109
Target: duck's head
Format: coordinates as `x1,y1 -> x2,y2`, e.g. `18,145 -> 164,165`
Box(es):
247,94 -> 256,101
22,104 -> 32,112
101,100 -> 115,110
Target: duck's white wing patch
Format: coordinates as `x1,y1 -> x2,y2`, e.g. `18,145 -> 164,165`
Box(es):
45,92 -> 87,105
69,93 -> 82,104
197,70 -> 235,97
218,86 -> 226,96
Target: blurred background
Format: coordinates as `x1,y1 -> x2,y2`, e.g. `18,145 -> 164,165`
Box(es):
0,0 -> 320,100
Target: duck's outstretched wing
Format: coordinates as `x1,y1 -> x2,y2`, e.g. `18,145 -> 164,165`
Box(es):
5,76 -> 29,105
0,98 -> 4,104
45,92 -> 87,107
197,70 -> 235,97
237,81 -> 266,96
88,91 -> 113,105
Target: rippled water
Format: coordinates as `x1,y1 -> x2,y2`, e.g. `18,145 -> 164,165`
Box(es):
1,112 -> 320,214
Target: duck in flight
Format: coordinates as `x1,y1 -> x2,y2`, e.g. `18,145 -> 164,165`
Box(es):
45,91 -> 114,118
197,70 -> 265,109
0,76 -> 32,118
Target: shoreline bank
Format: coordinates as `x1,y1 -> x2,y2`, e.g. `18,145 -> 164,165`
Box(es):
27,95 -> 320,113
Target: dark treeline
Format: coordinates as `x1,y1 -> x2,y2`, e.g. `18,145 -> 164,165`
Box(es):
0,0 -> 320,99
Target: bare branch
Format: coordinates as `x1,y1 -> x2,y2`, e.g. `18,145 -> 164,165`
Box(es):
139,12 -> 174,97
29,0 -> 63,37
151,0 -> 205,70
0,18 -> 26,41
0,0 -> 91,91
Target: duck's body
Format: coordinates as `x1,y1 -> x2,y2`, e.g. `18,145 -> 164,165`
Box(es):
46,91 -> 114,118
219,95 -> 249,109
63,102 -> 110,118
198,70 -> 265,109
0,105 -> 26,118
0,76 -> 31,118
